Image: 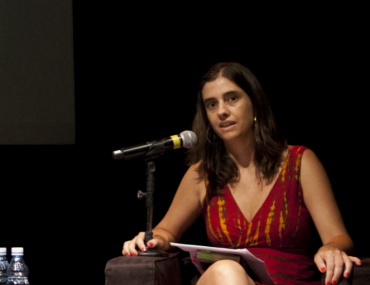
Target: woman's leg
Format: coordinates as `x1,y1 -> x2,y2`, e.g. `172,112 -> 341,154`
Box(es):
196,260 -> 255,285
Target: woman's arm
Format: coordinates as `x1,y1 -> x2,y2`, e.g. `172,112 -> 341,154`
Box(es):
122,163 -> 206,256
300,149 -> 361,285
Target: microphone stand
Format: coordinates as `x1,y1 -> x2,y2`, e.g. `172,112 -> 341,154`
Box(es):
137,142 -> 169,257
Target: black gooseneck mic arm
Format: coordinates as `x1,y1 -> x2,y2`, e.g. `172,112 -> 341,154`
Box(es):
112,130 -> 197,161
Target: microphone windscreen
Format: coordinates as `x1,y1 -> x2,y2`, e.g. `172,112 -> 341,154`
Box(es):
180,131 -> 197,148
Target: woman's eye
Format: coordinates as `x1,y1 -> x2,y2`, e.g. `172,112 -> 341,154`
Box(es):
207,102 -> 216,109
229,96 -> 237,102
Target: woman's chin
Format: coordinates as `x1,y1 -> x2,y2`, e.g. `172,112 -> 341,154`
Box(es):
218,130 -> 255,145
218,132 -> 240,143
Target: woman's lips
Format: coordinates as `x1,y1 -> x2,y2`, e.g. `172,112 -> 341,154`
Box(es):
219,121 -> 236,128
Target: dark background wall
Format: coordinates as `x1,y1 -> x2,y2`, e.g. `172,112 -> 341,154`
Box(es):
1,2 -> 367,284
0,0 -> 75,145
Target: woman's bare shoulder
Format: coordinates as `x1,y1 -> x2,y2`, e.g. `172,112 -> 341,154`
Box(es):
180,161 -> 207,205
182,161 -> 201,180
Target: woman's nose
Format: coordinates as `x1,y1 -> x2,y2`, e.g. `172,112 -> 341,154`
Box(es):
217,102 -> 229,118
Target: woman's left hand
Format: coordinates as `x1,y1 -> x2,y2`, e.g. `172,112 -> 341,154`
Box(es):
300,150 -> 362,285
314,246 -> 361,285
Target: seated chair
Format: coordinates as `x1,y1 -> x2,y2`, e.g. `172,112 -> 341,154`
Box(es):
105,251 -> 370,285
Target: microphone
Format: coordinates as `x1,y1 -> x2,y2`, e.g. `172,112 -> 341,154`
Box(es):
112,130 -> 197,160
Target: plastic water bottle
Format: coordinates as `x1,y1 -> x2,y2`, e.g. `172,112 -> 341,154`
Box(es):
0,248 -> 9,285
7,248 -> 29,285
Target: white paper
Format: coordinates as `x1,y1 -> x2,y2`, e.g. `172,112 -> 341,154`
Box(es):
170,242 -> 275,285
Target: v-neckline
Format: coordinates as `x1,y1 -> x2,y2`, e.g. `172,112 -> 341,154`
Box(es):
227,147 -> 291,224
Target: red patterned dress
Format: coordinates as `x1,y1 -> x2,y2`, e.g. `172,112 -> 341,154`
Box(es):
202,146 -> 321,284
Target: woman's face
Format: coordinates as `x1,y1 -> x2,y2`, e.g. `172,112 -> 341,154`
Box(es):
202,76 -> 255,143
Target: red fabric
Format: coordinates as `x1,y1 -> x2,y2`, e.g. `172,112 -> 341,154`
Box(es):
202,146 -> 321,284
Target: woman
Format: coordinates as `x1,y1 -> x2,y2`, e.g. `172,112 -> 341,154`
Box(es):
123,62 -> 361,285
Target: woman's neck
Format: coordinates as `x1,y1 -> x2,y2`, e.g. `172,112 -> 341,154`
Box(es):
224,134 -> 256,170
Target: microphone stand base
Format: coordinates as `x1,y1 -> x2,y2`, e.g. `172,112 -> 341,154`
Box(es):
138,248 -> 169,257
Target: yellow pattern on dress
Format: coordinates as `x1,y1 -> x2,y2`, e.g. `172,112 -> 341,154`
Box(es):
216,227 -> 226,245
245,221 -> 253,245
250,215 -> 261,246
296,146 -> 302,155
278,190 -> 289,246
207,199 -> 220,243
265,199 -> 276,246
279,210 -> 285,247
217,196 -> 233,246
234,208 -> 242,248
284,190 -> 288,218
280,152 -> 290,183
205,177 -> 221,243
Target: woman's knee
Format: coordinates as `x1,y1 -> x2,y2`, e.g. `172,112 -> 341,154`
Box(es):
207,260 -> 245,277
198,260 -> 254,284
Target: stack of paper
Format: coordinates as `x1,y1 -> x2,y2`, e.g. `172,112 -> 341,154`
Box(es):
170,242 -> 275,285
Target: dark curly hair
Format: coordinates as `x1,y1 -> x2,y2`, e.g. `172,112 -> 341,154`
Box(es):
186,62 -> 287,195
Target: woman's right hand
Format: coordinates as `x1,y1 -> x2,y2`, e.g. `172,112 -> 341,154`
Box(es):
122,232 -> 166,256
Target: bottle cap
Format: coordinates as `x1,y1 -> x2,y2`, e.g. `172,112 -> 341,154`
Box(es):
0,248 -> 6,255
11,247 -> 24,255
